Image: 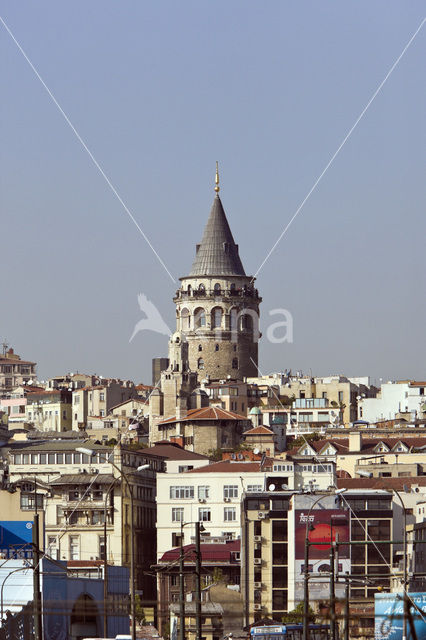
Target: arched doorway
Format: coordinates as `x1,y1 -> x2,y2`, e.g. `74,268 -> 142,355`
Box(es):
70,593 -> 100,640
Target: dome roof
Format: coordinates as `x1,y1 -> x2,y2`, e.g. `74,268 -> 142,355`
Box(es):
249,407 -> 262,415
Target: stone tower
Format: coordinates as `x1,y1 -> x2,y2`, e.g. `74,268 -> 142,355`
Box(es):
173,167 -> 261,381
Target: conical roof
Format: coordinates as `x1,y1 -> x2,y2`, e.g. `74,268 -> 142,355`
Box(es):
190,195 -> 246,276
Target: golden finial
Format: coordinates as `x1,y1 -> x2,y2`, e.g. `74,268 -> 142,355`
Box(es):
214,161 -> 220,193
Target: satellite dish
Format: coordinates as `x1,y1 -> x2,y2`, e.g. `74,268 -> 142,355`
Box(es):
268,484 -> 276,492
28,379 -> 33,385
253,448 -> 260,455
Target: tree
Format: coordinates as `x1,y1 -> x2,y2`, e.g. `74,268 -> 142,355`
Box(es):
281,602 -> 316,624
290,432 -> 322,449
135,594 -> 146,625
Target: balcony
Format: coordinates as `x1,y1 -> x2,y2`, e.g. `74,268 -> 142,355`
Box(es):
174,287 -> 261,302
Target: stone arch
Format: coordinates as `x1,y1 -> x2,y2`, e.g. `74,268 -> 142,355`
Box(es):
187,284 -> 192,295
211,306 -> 223,329
232,357 -> 239,369
197,357 -> 205,370
214,283 -> 222,295
198,283 -> 206,295
181,307 -> 190,330
229,307 -> 238,331
70,593 -> 100,639
194,307 -> 206,329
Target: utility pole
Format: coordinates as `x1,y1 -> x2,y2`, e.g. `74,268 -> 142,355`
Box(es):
32,513 -> 42,640
180,528 -> 185,640
329,539 -> 336,640
195,522 -> 202,640
303,534 -> 309,640
344,576 -> 349,640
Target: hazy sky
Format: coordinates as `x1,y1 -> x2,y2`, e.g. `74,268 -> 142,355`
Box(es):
1,2 -> 425,385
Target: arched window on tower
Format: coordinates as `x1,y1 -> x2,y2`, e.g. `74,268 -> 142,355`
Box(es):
181,308 -> 190,331
239,313 -> 254,331
215,344 -> 220,352
230,283 -> 236,295
194,308 -> 206,329
232,358 -> 238,369
187,285 -> 192,296
197,358 -> 205,370
214,283 -> 221,296
198,344 -> 203,352
230,308 -> 237,331
198,283 -> 206,295
211,307 -> 223,329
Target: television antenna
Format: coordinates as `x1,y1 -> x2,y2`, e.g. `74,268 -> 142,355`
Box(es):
1,340 -> 9,355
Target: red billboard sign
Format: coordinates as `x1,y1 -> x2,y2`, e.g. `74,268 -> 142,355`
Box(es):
294,509 -> 349,559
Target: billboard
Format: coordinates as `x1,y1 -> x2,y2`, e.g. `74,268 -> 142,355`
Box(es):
294,509 -> 350,600
0,521 -> 33,558
375,592 -> 426,640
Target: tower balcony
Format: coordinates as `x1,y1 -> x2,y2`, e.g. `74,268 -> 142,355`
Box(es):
174,287 -> 261,302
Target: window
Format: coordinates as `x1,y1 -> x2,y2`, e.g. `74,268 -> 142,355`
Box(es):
214,283 -> 221,295
224,507 -> 236,521
48,454 -> 55,464
198,486 -> 210,500
57,453 -> 64,464
181,308 -> 190,330
91,511 -> 105,525
338,391 -> 344,403
198,344 -> 203,352
172,507 -> 184,522
69,490 -> 80,501
57,506 -> 64,525
230,309 -> 237,331
224,485 -> 238,499
170,486 -> 194,499
172,533 -> 182,547
198,508 -> 211,522
211,307 -> 222,329
14,454 -> 22,464
100,392 -> 105,402
215,344 -> 219,352
99,535 -> 106,561
197,358 -> 204,370
232,358 -> 238,369
69,536 -> 79,560
247,485 -> 263,493
65,453 -> 72,464
20,493 -> 43,510
194,308 -> 206,328
47,536 -> 58,560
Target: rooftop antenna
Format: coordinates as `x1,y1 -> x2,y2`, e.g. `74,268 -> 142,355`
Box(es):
2,341 -> 9,355
214,161 -> 220,193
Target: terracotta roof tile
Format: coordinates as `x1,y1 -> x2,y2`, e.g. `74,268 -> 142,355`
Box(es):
244,425 -> 274,435
159,406 -> 247,425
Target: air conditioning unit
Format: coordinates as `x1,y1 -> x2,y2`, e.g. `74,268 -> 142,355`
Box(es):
253,535 -> 262,543
254,558 -> 262,565
198,498 -> 206,503
254,582 -> 262,589
254,604 -> 262,611
224,497 -> 231,503
258,511 -> 269,520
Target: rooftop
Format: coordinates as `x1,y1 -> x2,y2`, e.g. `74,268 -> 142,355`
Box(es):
140,441 -> 210,461
189,194 -> 246,277
159,406 -> 247,425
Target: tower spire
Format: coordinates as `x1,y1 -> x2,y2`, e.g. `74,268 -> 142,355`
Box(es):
214,161 -> 220,193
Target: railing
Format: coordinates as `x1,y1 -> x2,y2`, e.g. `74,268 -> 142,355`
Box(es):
174,287 -> 261,300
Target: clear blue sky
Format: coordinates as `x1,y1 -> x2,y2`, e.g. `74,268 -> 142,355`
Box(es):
1,1 -> 425,385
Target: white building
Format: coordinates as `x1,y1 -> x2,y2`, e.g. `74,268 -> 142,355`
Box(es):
359,381 -> 426,423
156,458 -> 335,559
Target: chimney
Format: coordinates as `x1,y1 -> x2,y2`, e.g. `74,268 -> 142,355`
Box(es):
349,431 -> 362,452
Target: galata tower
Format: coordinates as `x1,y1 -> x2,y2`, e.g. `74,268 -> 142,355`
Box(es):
172,165 -> 261,381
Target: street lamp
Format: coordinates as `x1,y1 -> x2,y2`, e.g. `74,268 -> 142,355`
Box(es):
303,490 -> 346,640
76,446 -> 150,640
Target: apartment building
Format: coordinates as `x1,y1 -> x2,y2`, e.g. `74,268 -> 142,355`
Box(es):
25,389 -> 72,431
241,489 -> 394,637
72,379 -> 137,430
156,458 -> 335,559
359,380 -> 426,423
0,348 -> 37,393
8,442 -> 160,608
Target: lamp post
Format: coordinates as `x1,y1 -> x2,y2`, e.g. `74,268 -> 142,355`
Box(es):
1,564 -> 32,621
393,490 -> 408,640
303,490 -> 346,640
76,446 -> 149,640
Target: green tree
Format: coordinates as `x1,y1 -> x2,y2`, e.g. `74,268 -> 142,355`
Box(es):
135,594 -> 146,625
281,602 -> 316,624
290,432 -> 322,449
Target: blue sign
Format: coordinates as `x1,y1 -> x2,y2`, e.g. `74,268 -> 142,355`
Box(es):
375,592 -> 426,639
0,521 -> 33,558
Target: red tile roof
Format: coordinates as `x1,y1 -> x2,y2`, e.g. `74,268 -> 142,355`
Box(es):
244,425 -> 274,435
139,441 -> 209,461
158,406 -> 248,425
288,436 -> 426,457
159,540 -> 240,564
